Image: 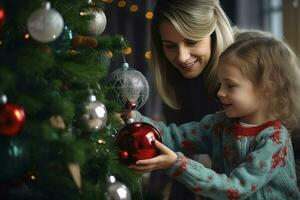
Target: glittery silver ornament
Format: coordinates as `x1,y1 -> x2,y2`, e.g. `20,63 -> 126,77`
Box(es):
80,7 -> 107,36
81,95 -> 108,131
105,175 -> 131,200
27,2 -> 64,43
108,63 -> 149,111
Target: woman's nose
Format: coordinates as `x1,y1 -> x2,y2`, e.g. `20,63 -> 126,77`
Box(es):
177,46 -> 190,63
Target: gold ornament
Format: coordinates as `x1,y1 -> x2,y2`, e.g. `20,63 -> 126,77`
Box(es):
122,47 -> 132,55
50,115 -> 66,129
72,35 -> 98,48
106,50 -> 113,59
68,163 -> 81,189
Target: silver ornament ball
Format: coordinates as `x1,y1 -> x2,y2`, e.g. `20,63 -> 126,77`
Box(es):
27,2 -> 64,43
108,65 -> 149,111
80,7 -> 107,36
81,95 -> 108,132
106,175 -> 131,200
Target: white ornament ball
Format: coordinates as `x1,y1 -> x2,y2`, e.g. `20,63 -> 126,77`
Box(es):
106,175 -> 131,200
81,95 -> 108,132
27,2 -> 64,43
80,8 -> 107,36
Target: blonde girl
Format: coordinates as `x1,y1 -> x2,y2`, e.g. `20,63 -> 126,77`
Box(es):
129,36 -> 300,199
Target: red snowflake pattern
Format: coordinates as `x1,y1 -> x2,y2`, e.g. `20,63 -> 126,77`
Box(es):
239,180 -> 245,186
193,187 -> 203,193
272,151 -> 281,168
271,129 -> 281,144
172,155 -> 188,177
251,185 -> 256,191
181,140 -> 193,152
247,154 -> 253,163
207,176 -> 213,181
227,189 -> 240,200
281,145 -> 288,167
203,124 -> 209,129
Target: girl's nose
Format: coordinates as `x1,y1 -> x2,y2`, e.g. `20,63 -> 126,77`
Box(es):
217,86 -> 225,98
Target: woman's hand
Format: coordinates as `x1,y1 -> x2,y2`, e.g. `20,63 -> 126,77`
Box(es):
114,111 -> 136,125
120,111 -> 135,123
128,140 -> 178,173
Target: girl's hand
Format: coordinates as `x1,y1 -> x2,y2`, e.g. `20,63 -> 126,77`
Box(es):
128,140 -> 177,173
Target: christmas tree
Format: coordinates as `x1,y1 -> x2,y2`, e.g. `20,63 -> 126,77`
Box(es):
0,0 -> 141,199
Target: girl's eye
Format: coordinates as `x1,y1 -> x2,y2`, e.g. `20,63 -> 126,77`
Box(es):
227,84 -> 236,89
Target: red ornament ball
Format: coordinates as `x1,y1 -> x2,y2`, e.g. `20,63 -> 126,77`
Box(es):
0,6 -> 6,28
116,122 -> 161,165
0,103 -> 26,136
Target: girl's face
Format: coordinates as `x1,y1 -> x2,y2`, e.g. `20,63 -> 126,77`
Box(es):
217,63 -> 271,124
159,20 -> 211,79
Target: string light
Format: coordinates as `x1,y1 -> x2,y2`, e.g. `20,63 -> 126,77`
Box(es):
106,50 -> 113,59
98,139 -> 106,144
30,175 -> 36,180
24,33 -> 30,39
123,47 -> 132,55
117,0 -> 126,8
144,51 -> 152,59
129,4 -> 138,12
102,0 -> 113,3
145,11 -> 154,20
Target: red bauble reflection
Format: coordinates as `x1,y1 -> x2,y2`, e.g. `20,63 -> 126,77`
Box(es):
116,122 -> 161,165
0,104 -> 26,136
0,6 -> 6,28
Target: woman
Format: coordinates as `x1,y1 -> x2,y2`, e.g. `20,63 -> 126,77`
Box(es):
147,0 -> 234,199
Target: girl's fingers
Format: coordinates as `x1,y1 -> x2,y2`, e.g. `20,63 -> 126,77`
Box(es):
154,140 -> 173,154
129,164 -> 156,171
136,157 -> 160,165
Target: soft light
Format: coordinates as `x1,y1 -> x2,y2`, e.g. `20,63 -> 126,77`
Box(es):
106,50 -> 113,59
117,0 -> 126,8
130,4 -> 138,12
145,11 -> 154,19
123,47 -> 132,55
24,33 -> 30,39
102,0 -> 113,3
145,51 -> 152,59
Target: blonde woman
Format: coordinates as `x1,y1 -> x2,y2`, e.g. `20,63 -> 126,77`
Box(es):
148,0 -> 234,199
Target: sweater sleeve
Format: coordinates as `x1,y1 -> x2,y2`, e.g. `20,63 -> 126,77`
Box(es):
166,125 -> 292,199
134,111 -> 215,155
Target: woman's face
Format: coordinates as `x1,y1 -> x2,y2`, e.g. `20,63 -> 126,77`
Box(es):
159,20 -> 212,79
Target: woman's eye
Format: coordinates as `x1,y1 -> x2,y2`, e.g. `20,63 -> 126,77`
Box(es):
163,44 -> 176,49
186,40 -> 198,46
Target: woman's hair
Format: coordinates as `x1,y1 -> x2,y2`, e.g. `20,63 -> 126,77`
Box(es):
234,28 -> 274,42
150,0 -> 234,109
219,37 -> 300,129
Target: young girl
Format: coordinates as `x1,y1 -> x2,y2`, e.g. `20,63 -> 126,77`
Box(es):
128,37 -> 300,199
